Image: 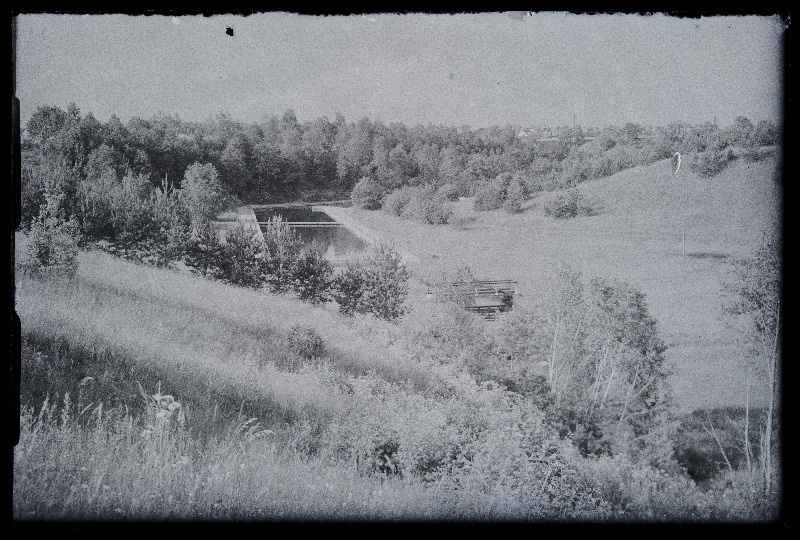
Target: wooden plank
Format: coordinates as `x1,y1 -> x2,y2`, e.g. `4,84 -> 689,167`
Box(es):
451,281 -> 517,287
256,222 -> 342,227
470,297 -> 507,308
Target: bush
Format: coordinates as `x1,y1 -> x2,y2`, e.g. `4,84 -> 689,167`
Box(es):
424,195 -> 453,224
216,223 -> 266,288
360,244 -> 411,321
332,262 -> 368,317
503,179 -> 526,213
400,192 -> 429,222
287,324 -> 325,361
75,171 -> 118,242
351,177 -> 384,210
473,176 -> 507,211
20,191 -> 80,278
748,120 -> 778,147
383,186 -> 415,216
108,173 -> 158,251
436,183 -> 459,202
740,146 -> 775,163
290,249 -> 334,304
184,221 -> 225,277
398,186 -> 452,225
20,155 -> 78,231
574,453 -> 703,520
262,215 -> 303,292
181,162 -> 226,226
544,187 -> 594,219
146,178 -> 193,267
332,244 -> 410,321
597,132 -> 618,151
690,148 -> 734,177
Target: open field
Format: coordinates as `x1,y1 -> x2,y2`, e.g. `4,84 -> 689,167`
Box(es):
343,156 -> 782,411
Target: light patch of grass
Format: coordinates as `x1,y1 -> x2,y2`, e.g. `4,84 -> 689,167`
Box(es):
73,249 -> 430,388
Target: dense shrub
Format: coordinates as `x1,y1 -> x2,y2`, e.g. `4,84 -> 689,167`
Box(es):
400,191 -> 429,222
20,161 -> 48,231
690,148 -> 734,177
397,186 -> 453,225
593,145 -> 640,177
287,324 -> 325,360
351,177 -> 385,210
503,178 -> 526,213
184,221 -> 225,277
181,162 -> 227,226
402,299 -> 486,359
423,194 -> 453,224
473,175 -> 508,211
108,173 -> 159,251
544,187 -> 594,218
473,173 -> 529,213
436,183 -> 459,202
559,142 -> 647,186
20,191 -> 80,278
216,223 -> 266,288
360,244 -> 411,321
332,244 -> 410,321
748,120 -> 779,147
597,131 -> 618,151
332,262 -> 368,317
573,453 -> 704,520
290,249 -> 334,304
147,180 -> 193,266
740,146 -> 775,162
383,186 -> 415,216
75,171 -> 119,242
82,173 -> 194,268
20,154 -> 79,231
261,215 -> 303,292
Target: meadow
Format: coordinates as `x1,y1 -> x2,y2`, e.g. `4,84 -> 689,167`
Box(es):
345,155 -> 782,411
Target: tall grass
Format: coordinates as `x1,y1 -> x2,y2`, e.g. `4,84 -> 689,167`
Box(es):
59,249 -> 429,387
16,393 -> 574,522
16,248 -> 434,432
14,239 -> 781,522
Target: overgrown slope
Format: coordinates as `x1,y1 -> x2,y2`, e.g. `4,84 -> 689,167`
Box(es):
346,155 -> 781,410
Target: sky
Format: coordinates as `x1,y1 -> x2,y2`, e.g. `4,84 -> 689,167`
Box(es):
14,12 -> 786,130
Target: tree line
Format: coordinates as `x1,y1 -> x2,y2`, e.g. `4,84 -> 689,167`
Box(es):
22,103 -> 780,216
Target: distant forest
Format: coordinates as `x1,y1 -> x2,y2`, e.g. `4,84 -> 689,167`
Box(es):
22,103 -> 780,208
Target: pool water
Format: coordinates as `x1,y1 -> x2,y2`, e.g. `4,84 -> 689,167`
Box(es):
254,207 -> 368,260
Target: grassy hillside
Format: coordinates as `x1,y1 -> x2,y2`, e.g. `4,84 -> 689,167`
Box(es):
345,156 -> 782,411
15,246 -> 434,432
13,249 -> 618,520
13,223 -> 778,520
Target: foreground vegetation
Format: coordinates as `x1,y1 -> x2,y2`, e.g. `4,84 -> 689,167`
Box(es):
14,241 -> 780,522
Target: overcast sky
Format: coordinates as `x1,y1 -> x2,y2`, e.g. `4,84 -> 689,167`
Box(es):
14,12 -> 785,129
